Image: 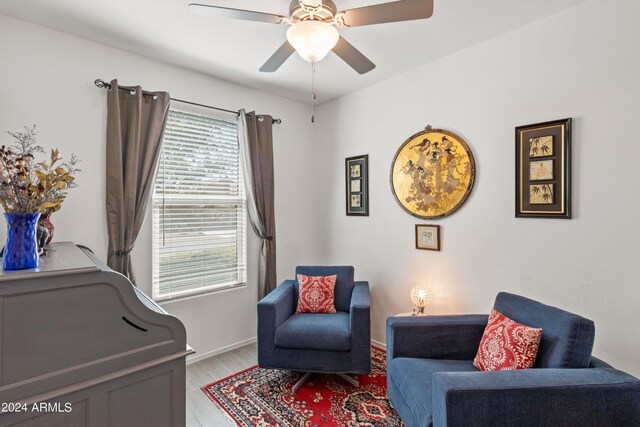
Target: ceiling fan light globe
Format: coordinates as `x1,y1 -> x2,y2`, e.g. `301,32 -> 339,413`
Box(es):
286,21 -> 339,63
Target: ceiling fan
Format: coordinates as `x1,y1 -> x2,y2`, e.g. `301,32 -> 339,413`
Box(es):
189,0 -> 435,75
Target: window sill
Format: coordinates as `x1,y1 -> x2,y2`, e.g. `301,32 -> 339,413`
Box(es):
153,282 -> 246,304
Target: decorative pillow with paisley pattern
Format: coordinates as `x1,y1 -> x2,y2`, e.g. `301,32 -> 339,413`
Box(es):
296,274 -> 337,314
473,308 -> 543,371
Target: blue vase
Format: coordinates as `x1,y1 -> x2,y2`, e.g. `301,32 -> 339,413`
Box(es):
3,212 -> 41,270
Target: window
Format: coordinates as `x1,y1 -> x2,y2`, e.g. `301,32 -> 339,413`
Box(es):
152,108 -> 246,301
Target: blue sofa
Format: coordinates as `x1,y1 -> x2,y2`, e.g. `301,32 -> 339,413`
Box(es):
386,292 -> 640,427
258,266 -> 371,375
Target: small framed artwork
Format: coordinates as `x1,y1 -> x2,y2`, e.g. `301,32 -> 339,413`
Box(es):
515,118 -> 571,218
346,154 -> 369,216
415,224 -> 440,251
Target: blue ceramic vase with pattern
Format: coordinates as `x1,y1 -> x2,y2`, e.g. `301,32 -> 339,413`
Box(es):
3,212 -> 41,270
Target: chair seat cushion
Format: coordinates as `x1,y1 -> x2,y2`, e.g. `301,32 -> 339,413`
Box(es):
275,312 -> 351,351
388,358 -> 477,427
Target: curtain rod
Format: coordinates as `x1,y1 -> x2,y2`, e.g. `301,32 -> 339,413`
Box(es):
94,79 -> 281,124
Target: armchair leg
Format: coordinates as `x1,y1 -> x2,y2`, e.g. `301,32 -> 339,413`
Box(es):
291,373 -> 360,394
337,373 -> 359,388
292,372 -> 312,394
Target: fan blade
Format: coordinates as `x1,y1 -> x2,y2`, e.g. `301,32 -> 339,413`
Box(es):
189,3 -> 287,24
332,37 -> 376,74
337,0 -> 434,27
260,41 -> 296,72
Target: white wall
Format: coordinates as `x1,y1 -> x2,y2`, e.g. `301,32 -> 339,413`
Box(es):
314,0 -> 640,375
0,14 -> 320,360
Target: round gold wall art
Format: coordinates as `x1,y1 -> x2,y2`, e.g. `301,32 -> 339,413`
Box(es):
390,128 -> 475,219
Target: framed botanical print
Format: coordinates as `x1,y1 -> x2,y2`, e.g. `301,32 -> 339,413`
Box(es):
515,118 -> 572,218
346,154 -> 369,216
415,224 -> 440,251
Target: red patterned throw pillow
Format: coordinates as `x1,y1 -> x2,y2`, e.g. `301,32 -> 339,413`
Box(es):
473,309 -> 543,371
296,274 -> 337,314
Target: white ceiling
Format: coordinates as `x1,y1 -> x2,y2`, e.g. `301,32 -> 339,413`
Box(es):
0,0 -> 588,104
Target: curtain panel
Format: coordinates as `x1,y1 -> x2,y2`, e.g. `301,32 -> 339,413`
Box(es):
238,109 -> 277,298
105,79 -> 170,283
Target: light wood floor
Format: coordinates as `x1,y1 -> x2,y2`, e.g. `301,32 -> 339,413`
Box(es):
186,343 -> 257,427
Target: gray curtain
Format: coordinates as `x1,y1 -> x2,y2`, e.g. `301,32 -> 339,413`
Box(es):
106,79 -> 170,283
238,109 -> 276,299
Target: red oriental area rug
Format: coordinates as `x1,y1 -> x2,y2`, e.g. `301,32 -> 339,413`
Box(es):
201,347 -> 401,427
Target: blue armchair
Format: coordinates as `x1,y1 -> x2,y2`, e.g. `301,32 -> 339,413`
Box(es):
387,292 -> 640,427
257,266 -> 370,390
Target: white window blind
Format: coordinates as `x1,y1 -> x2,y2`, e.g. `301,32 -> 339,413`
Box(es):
152,108 -> 246,301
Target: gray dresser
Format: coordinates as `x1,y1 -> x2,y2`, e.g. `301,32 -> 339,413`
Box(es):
0,242 -> 194,427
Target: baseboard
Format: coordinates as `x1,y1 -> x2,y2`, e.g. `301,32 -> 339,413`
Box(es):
187,337 -> 257,365
188,337 -> 384,364
372,339 -> 386,350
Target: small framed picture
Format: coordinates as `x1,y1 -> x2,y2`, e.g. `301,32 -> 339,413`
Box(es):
415,224 -> 440,251
345,154 -> 369,216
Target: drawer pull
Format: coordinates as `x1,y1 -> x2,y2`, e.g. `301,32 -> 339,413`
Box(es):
122,316 -> 148,332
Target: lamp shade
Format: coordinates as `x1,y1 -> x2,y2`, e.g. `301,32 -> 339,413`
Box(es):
410,286 -> 433,312
286,20 -> 339,63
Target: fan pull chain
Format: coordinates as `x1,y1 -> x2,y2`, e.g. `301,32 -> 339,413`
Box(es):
311,61 -> 316,123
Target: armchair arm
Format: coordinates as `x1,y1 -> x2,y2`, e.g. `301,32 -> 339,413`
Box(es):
350,281 -> 371,372
257,280 -> 295,359
350,281 -> 371,312
386,314 -> 488,362
350,281 -> 371,332
432,368 -> 640,427
590,355 -> 614,368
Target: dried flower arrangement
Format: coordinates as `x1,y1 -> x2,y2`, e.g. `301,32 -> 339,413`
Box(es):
0,125 -> 80,214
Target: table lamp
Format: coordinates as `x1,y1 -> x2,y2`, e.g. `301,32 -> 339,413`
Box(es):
410,286 -> 433,315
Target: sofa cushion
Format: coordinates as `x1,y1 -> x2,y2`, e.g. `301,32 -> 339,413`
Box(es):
295,274 -> 337,314
388,358 -> 477,427
473,309 -> 542,371
494,292 -> 595,368
295,266 -> 354,312
275,312 -> 350,351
